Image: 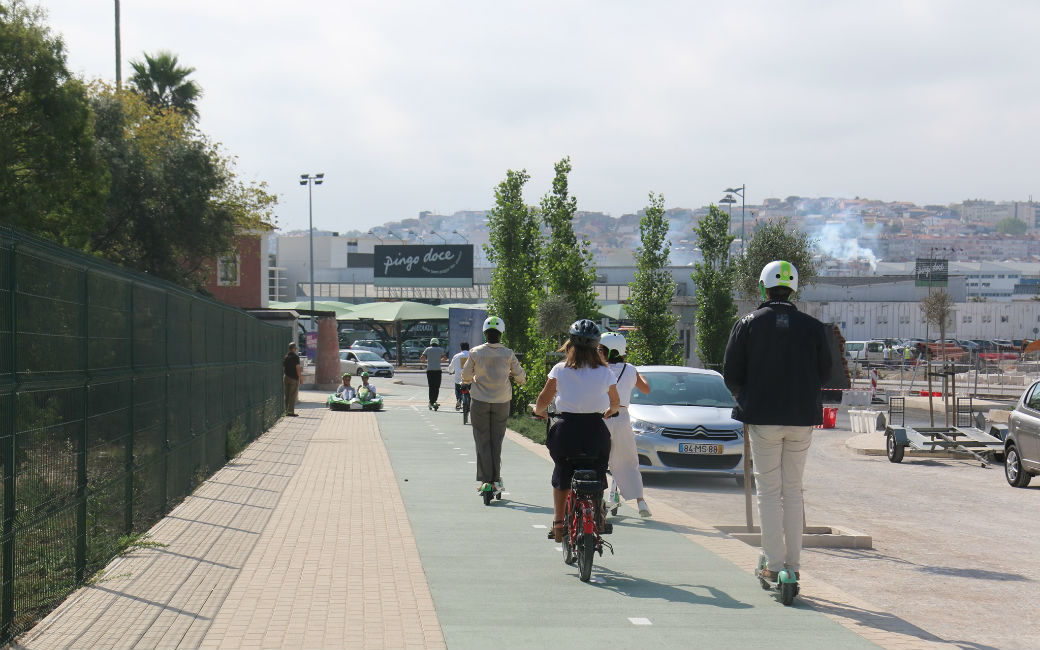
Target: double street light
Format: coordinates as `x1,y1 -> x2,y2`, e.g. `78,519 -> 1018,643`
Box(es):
724,184 -> 746,255
300,173 -> 324,329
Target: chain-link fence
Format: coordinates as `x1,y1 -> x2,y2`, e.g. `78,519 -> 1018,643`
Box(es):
0,225 -> 285,642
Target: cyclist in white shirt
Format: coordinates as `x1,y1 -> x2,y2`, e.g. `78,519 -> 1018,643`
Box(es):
447,342 -> 471,410
533,319 -> 620,542
598,332 -> 652,517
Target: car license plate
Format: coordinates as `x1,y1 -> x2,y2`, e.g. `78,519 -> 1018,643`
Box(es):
678,443 -> 723,454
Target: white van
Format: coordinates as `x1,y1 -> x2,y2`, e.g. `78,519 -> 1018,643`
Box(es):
845,340 -> 886,362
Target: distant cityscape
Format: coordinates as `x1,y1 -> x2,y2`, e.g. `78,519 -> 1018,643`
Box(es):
283,195 -> 1040,271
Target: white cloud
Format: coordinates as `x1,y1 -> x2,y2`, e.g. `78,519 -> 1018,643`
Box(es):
33,0 -> 1040,231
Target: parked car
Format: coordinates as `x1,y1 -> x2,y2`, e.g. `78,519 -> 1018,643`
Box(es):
351,339 -> 392,361
1005,379 -> 1040,487
844,340 -> 886,363
629,366 -> 746,484
339,349 -> 395,378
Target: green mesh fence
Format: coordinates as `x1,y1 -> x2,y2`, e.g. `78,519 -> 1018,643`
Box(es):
0,225 -> 285,641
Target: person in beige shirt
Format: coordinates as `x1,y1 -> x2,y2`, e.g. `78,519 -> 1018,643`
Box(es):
461,315 -> 526,496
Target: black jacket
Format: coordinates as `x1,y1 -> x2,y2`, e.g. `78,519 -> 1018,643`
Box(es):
723,300 -> 831,426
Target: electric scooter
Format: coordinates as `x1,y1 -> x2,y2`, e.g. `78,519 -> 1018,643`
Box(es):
756,555 -> 799,606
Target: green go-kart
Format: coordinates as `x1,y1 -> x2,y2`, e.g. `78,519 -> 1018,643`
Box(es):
326,386 -> 384,411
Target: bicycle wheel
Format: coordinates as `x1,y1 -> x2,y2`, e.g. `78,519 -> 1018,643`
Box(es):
462,396 -> 470,425
577,533 -> 595,582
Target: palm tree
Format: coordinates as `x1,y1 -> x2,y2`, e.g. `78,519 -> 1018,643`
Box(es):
128,50 -> 202,119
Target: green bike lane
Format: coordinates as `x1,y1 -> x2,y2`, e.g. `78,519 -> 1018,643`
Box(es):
376,387 -> 879,650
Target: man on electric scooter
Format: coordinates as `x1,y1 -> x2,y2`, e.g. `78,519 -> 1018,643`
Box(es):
461,316 -> 526,499
723,261 -> 831,591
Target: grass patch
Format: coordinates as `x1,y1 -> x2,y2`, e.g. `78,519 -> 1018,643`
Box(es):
508,414 -> 548,445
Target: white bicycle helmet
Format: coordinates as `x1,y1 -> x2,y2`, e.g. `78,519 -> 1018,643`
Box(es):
759,260 -> 798,299
599,331 -> 627,358
482,316 -> 505,334
430,338 -> 440,346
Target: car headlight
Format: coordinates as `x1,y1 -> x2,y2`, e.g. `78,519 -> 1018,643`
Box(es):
630,418 -> 664,435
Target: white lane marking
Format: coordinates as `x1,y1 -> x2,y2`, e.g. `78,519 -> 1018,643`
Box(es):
532,524 -> 547,529
453,447 -> 461,450
628,618 -> 652,626
467,461 -> 476,464
590,576 -> 605,584
554,547 -> 562,552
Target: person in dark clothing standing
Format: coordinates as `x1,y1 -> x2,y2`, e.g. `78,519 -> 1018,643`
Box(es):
723,260 -> 831,584
420,338 -> 448,410
283,342 -> 302,416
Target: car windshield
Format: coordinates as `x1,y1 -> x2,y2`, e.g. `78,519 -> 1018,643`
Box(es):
631,371 -> 735,407
352,351 -> 383,361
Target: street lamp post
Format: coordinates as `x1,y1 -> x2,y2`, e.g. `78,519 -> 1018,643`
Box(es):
429,231 -> 447,244
366,229 -> 384,245
300,173 -> 324,329
724,184 -> 746,255
452,229 -> 469,243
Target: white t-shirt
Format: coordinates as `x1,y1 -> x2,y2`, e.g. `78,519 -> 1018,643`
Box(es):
609,362 -> 638,407
548,362 -> 615,413
448,350 -> 470,376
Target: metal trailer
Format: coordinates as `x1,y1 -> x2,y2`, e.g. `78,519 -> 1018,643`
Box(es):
884,396 -> 1005,466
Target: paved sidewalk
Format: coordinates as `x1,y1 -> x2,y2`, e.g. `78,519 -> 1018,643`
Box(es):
14,386 -> 957,649
15,393 -> 443,650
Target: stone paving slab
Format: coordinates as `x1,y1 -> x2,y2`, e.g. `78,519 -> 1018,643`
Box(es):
15,393 -> 443,650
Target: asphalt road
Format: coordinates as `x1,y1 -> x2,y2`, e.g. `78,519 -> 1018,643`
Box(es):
643,407 -> 1036,650
393,369 -> 1034,649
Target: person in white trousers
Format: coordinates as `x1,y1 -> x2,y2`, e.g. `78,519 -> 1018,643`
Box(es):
722,260 -> 831,583
598,332 -> 652,518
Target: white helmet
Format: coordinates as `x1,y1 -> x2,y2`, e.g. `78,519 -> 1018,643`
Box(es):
759,260 -> 798,299
599,331 -> 627,357
482,315 -> 505,334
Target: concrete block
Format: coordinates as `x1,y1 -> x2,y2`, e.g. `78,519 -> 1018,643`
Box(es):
715,525 -> 873,549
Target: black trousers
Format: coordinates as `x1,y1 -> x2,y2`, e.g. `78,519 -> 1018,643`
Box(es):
427,370 -> 442,404
546,412 -> 611,490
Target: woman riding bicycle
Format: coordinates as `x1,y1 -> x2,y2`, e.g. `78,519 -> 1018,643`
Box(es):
533,319 -> 620,542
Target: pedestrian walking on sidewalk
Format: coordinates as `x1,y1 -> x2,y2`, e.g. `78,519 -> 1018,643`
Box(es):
448,342 -> 471,410
722,260 -> 831,582
461,316 -> 526,497
283,342 -> 301,416
598,332 -> 652,517
420,338 -> 448,409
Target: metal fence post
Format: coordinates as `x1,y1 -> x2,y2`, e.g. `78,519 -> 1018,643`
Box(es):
2,240 -> 17,640
125,281 -> 134,535
76,265 -> 89,583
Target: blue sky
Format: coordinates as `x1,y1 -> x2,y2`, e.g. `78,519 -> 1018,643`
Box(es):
37,0 -> 1040,232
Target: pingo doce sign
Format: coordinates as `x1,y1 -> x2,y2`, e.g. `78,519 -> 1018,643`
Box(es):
373,244 -> 474,287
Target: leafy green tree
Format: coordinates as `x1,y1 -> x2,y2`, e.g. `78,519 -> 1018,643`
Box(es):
0,0 -> 107,247
539,157 -> 599,320
485,169 -> 540,412
734,217 -> 818,298
626,193 -> 680,365
692,204 -> 737,369
129,50 -> 202,120
997,216 -> 1028,236
87,86 -> 275,289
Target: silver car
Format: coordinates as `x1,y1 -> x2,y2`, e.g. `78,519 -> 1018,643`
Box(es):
1005,379 -> 1040,487
339,349 -> 395,378
629,366 -> 745,484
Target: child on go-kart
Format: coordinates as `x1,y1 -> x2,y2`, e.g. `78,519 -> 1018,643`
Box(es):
360,372 -> 377,396
336,374 -> 356,400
